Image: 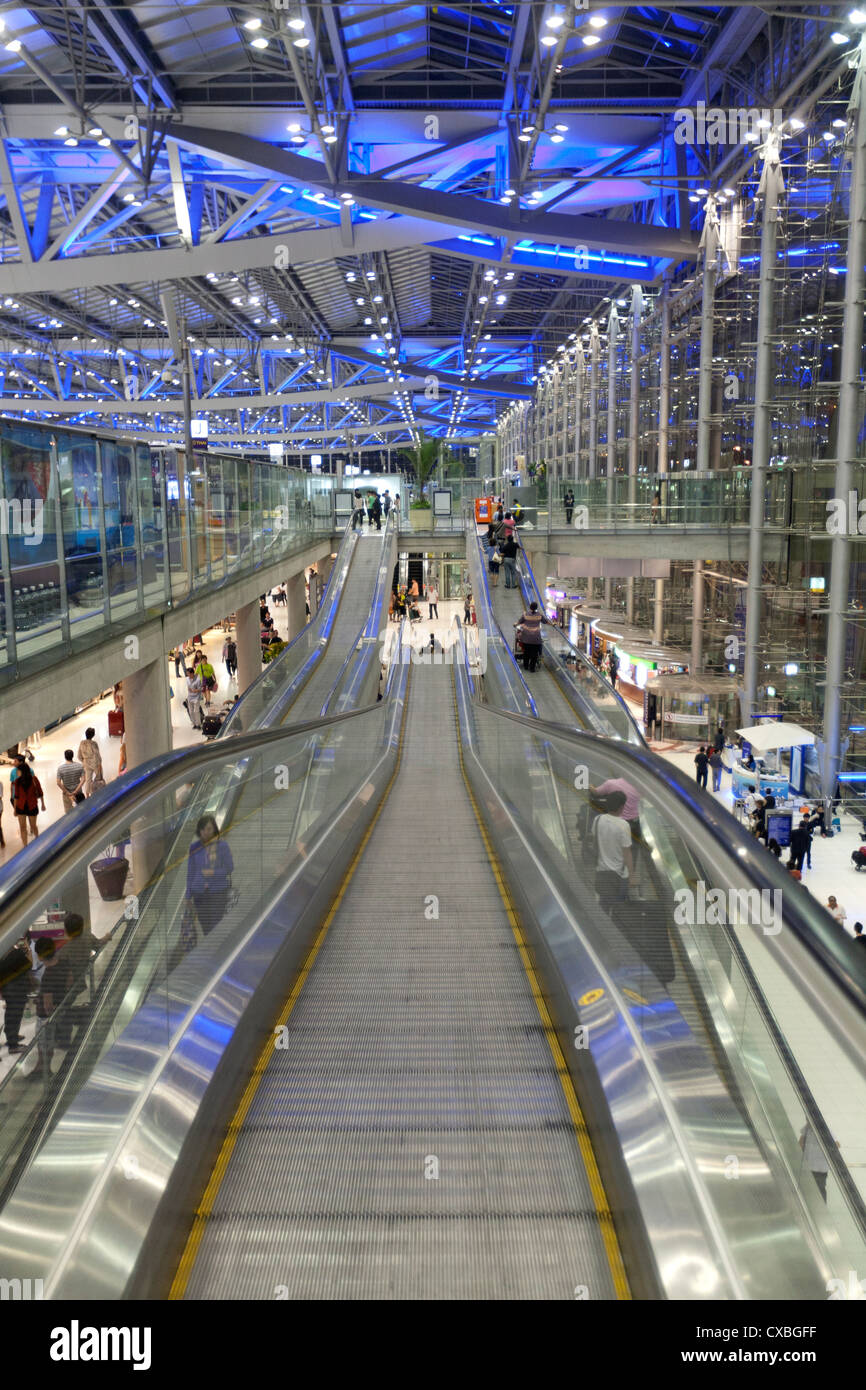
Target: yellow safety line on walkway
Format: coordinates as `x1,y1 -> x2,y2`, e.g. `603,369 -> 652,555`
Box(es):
169,665 -> 412,1300
450,670 -> 631,1302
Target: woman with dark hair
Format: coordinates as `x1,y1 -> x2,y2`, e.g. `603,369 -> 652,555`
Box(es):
11,760 -> 45,846
184,814 -> 234,938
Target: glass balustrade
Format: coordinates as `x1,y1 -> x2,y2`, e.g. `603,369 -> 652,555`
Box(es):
0,422 -> 333,685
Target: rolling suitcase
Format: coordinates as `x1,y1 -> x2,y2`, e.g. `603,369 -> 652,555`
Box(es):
611,898 -> 675,986
108,708 -> 125,737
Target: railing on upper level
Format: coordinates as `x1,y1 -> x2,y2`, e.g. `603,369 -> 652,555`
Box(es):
0,420 -> 335,686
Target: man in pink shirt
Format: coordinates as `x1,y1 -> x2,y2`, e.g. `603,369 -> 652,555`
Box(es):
591,777 -> 641,837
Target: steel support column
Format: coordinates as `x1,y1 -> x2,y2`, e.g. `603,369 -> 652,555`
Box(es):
692,199 -> 719,675
627,286 -> 643,624
822,48 -> 866,817
588,324 -> 600,481
654,277 -> 672,644
743,138 -> 784,723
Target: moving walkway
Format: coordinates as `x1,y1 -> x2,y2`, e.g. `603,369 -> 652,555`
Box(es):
0,559 -> 864,1300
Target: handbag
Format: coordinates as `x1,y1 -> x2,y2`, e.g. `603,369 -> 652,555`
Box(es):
74,790 -> 86,804
180,901 -> 198,953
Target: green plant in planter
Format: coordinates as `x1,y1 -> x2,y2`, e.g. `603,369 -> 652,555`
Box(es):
410,497 -> 431,510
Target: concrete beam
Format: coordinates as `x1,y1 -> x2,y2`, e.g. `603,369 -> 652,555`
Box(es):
0,538 -> 328,750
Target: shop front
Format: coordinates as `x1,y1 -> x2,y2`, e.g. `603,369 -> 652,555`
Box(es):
643,674 -> 740,743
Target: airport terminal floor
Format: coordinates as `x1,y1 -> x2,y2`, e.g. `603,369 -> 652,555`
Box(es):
2,2 -> 866,1358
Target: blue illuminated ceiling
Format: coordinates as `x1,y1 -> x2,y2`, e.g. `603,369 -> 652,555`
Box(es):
0,2 -> 851,451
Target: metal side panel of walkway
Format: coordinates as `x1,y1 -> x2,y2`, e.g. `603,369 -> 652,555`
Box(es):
181,661 -> 622,1301
284,530 -> 388,724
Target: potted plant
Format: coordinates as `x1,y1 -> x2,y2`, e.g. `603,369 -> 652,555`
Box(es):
406,431 -> 442,531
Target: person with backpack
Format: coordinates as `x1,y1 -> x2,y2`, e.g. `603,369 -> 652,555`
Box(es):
222,635 -> 238,681
12,761 -> 45,846
500,532 -> 520,588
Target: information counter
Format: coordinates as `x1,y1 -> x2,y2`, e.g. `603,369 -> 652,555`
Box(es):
731,762 -> 790,801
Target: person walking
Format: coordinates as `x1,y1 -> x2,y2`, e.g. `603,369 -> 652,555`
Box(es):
651,490 -> 661,524
186,669 -> 204,729
56,750 -> 85,812
352,489 -> 365,530
500,533 -> 520,589
11,762 -> 44,846
222,634 -> 238,682
172,646 -> 187,678
77,727 -> 103,796
370,493 -> 382,531
564,488 -> 575,526
463,592 -> 472,626
789,818 -> 811,872
196,653 -> 217,707
185,814 -> 234,938
427,582 -> 439,620
713,724 -> 725,754
608,649 -> 619,689
708,747 -> 724,793
694,745 -> 709,790
382,490 -> 392,518
593,789 -> 633,911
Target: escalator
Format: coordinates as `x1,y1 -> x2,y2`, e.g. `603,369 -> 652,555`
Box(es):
225,515 -> 394,733
475,521 -> 637,741
174,660 -> 626,1300
0,557 -> 865,1300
